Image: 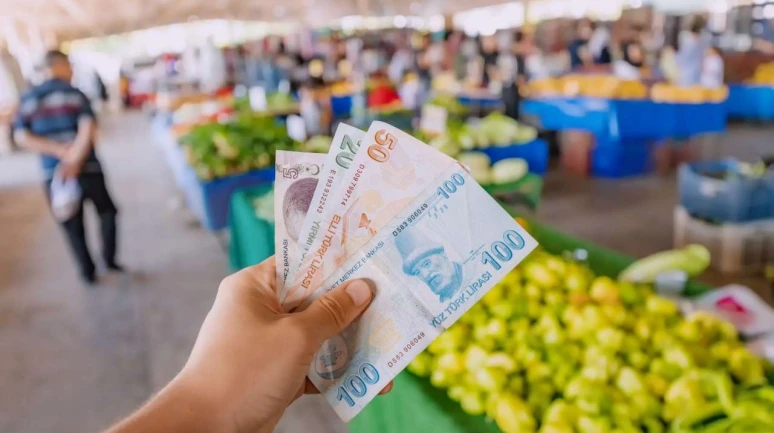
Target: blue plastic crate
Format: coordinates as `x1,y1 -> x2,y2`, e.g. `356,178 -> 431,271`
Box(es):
181,167 -> 276,231
591,139 -> 653,178
331,94 -> 353,118
480,139 -> 549,175
678,160 -> 774,223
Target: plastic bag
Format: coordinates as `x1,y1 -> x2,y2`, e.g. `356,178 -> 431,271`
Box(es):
50,172 -> 82,222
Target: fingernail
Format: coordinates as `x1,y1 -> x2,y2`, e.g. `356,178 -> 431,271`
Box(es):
346,280 -> 372,306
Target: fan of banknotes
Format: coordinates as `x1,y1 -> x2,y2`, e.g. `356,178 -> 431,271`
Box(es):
272,121 -> 539,421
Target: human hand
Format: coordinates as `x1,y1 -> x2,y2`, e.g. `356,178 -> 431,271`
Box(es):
59,145 -> 84,179
172,256 -> 391,433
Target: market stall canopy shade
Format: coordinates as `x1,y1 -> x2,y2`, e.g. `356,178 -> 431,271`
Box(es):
1,0 -> 515,42
0,0 -> 366,41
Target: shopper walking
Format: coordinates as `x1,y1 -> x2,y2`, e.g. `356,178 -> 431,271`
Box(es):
13,50 -> 120,284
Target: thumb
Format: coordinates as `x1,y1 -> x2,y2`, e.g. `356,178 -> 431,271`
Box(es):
297,279 -> 373,344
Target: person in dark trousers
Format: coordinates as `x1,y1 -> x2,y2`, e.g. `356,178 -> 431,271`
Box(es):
13,50 -> 121,284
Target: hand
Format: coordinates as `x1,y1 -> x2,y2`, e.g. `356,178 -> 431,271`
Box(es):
59,146 -> 85,179
171,257 -> 391,433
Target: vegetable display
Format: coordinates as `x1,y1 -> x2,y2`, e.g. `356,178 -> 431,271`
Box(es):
620,245 -> 711,284
408,247 -> 773,433
180,113 -> 299,180
418,113 -> 538,159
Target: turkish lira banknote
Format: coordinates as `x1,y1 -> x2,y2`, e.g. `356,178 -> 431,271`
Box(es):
281,122 -> 457,311
302,163 -> 538,421
281,124 -> 365,301
274,151 -> 326,291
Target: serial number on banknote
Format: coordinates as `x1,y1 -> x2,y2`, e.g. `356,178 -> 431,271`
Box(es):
387,331 -> 427,368
391,203 -> 429,237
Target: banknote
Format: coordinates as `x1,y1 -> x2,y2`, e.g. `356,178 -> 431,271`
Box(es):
303,163 -> 538,422
274,151 -> 326,291
284,124 -> 365,294
281,121 -> 457,311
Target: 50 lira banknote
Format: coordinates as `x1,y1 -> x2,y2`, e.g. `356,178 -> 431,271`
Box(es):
274,151 -> 326,291
301,163 -> 538,422
281,122 -> 457,311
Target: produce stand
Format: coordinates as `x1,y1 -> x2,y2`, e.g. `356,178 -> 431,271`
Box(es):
349,217 -> 714,433
522,97 -> 727,140
151,114 -> 280,231
152,117 -> 190,188
227,190 -> 718,432
181,164 -> 274,231
726,84 -> 774,121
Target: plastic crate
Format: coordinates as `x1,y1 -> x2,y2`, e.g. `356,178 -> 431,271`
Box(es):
591,138 -> 653,178
181,166 -> 275,231
678,160 -> 774,223
674,206 -> 774,275
479,139 -> 549,175
330,94 -> 353,118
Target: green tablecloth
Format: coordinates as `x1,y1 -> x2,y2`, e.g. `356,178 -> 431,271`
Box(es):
228,186 -> 710,433
484,174 -> 543,211
228,185 -> 275,271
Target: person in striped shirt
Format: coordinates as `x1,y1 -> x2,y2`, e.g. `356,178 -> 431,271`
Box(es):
13,50 -> 121,284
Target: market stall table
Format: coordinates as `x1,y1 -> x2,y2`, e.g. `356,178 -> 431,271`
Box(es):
522,97 -> 727,140
726,84 -> 774,121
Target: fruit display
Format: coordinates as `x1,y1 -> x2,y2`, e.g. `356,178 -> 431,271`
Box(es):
528,76 -> 648,100
620,245 -> 711,284
421,113 -> 538,158
650,84 -> 729,104
457,153 -> 529,186
179,113 -> 300,180
407,247 -> 774,433
747,62 -> 774,85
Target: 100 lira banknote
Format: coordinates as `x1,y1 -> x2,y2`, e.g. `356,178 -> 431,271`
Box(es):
282,124 -> 365,298
281,122 -> 457,311
302,163 -> 538,421
274,151 -> 326,291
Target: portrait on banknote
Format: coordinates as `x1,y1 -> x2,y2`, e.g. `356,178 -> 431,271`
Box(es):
395,227 -> 468,305
282,177 -> 319,242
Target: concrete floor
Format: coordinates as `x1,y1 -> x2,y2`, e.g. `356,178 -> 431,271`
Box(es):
0,113 -> 771,433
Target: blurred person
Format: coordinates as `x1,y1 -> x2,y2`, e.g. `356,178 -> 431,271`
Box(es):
568,19 -> 594,69
614,42 -> 646,80
388,38 -> 413,85
588,23 -> 612,65
13,50 -> 121,284
480,35 -> 500,87
675,16 -> 710,87
499,30 -> 532,120
103,257 -> 392,433
701,46 -> 724,88
753,17 -> 774,54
